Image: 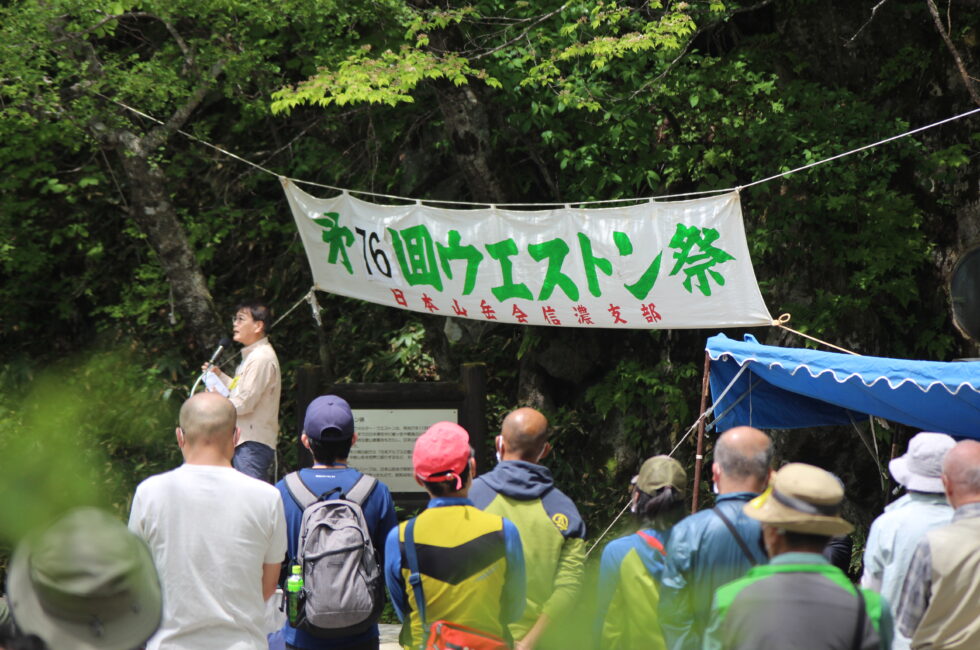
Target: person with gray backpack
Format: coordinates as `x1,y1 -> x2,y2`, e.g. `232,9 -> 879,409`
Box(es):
275,395 -> 398,650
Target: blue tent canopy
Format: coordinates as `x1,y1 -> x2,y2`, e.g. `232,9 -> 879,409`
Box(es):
706,334 -> 980,439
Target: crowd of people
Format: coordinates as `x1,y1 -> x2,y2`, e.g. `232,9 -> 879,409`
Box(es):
2,304 -> 979,650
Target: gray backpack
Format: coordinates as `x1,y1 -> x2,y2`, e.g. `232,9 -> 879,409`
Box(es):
284,471 -> 384,638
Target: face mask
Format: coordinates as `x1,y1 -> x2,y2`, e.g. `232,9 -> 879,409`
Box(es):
712,481 -> 720,494
495,438 -> 548,463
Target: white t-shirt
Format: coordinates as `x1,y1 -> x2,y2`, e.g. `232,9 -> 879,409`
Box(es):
129,464 -> 287,650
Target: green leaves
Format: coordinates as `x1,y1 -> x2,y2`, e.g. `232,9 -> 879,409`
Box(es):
0,349 -> 180,541
405,5 -> 477,39
271,1 -> 721,114
272,46 -> 497,112
518,1 -> 704,110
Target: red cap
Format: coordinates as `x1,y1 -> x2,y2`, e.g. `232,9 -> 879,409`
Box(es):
413,422 -> 471,490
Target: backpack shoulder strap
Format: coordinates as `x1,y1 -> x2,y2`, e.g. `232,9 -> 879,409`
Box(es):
345,473 -> 378,507
851,587 -> 867,650
285,471 -> 319,510
404,518 -> 427,630
711,506 -> 760,566
635,530 -> 666,556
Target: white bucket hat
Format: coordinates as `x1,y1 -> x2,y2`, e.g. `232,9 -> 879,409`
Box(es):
889,432 -> 956,493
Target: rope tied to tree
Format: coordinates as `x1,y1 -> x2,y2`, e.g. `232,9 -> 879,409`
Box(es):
771,313 -> 861,356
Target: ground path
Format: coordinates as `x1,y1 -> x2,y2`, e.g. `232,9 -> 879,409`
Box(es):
379,623 -> 400,649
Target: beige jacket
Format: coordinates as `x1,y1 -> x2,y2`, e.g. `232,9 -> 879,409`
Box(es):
912,510 -> 980,649
221,337 -> 280,448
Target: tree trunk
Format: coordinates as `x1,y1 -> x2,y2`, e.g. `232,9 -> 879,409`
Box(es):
427,28 -> 509,203
430,77 -> 560,407
432,81 -> 509,202
518,349 -> 555,412
111,130 -> 223,350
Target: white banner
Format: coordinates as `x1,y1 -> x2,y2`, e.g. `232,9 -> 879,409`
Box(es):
283,179 -> 771,329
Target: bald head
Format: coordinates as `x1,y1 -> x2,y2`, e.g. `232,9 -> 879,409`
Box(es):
714,426 -> 772,490
942,440 -> 980,507
500,408 -> 549,461
179,392 -> 237,447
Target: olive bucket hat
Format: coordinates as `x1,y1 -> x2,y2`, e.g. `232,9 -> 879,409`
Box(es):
633,455 -> 687,496
7,507 -> 162,650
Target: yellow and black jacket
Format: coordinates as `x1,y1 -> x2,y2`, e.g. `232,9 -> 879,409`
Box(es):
383,497 -> 526,649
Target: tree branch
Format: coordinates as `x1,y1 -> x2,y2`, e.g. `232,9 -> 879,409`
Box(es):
469,3 -> 569,61
925,0 -> 980,106
846,0 -> 893,46
143,59 -> 225,150
51,13 -> 121,43
627,0 -> 775,102
55,11 -> 189,59
153,14 -> 194,70
58,14 -> 211,154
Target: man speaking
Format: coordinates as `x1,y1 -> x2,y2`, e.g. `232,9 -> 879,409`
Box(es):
205,300 -> 281,482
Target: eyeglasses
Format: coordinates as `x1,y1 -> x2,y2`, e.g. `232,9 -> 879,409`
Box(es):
232,314 -> 252,324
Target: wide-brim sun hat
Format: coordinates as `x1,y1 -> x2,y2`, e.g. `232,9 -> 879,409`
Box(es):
888,432 -> 956,493
7,507 -> 162,650
744,463 -> 854,536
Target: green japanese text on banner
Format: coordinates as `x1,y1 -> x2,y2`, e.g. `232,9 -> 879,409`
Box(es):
283,179 -> 771,329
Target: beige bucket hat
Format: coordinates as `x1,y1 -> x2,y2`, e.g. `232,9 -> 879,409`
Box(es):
743,463 -> 854,536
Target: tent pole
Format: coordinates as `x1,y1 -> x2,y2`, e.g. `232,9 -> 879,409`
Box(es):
692,351 -> 711,513
885,428 -> 908,505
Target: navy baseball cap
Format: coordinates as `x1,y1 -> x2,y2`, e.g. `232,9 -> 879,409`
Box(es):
304,395 -> 355,441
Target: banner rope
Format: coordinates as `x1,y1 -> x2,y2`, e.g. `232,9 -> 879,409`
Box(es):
770,313 -> 861,356
736,107 -> 980,192
95,92 -> 980,208
272,288 -> 318,330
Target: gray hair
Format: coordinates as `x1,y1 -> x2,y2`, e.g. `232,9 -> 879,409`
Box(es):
715,435 -> 772,481
943,440 -> 980,494
945,455 -> 980,493
965,466 -> 980,492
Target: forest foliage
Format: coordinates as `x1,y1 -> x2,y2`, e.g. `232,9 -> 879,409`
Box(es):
1,0 -> 979,572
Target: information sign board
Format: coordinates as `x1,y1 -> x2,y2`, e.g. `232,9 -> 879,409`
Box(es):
348,408 -> 459,493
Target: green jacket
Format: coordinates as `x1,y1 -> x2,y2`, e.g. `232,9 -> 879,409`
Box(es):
703,553 -> 892,650
469,460 -> 586,641
596,529 -> 670,650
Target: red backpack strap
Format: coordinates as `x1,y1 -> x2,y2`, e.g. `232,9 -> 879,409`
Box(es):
636,530 -> 665,555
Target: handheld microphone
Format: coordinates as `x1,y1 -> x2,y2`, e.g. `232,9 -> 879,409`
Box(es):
208,337 -> 234,365
190,337 -> 234,397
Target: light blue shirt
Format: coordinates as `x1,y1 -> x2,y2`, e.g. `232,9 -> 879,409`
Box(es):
861,491 -> 951,650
